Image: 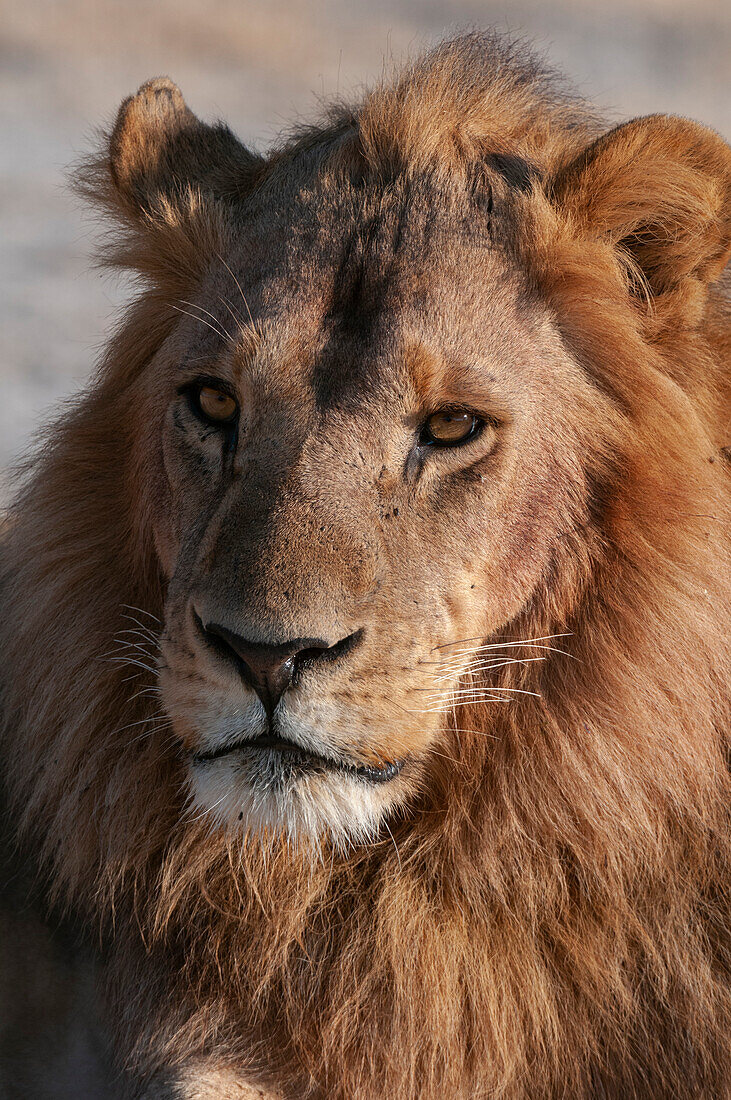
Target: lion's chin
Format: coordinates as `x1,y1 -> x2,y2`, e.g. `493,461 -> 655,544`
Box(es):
188,749 -> 406,848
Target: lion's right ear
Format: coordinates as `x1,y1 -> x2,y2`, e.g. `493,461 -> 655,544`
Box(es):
108,77 -> 262,219
80,79 -> 263,283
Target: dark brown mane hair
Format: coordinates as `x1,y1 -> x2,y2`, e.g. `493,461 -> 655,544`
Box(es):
1,31 -> 730,1099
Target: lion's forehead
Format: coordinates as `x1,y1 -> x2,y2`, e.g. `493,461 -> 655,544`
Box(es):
211,173 -> 520,332
189,198 -> 539,423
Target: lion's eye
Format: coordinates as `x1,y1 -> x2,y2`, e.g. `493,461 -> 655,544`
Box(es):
195,384 -> 238,424
421,410 -> 481,446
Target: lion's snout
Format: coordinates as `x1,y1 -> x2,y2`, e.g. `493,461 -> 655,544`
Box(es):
193,611 -> 364,717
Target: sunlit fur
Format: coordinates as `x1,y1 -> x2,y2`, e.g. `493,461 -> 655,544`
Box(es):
2,32 -> 731,1099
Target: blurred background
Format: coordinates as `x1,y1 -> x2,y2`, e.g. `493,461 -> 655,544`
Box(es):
2,0 -> 729,502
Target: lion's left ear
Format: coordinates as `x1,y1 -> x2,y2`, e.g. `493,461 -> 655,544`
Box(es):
551,115 -> 731,298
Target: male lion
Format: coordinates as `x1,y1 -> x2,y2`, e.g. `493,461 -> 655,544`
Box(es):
1,31 -> 730,1100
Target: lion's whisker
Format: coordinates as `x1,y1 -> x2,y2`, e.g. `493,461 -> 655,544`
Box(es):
97,643 -> 153,661
121,605 -> 161,624
418,685 -> 541,698
124,724 -> 176,748
431,632 -> 573,654
171,304 -> 229,342
216,251 -> 261,337
187,792 -> 230,825
408,700 -> 509,714
435,649 -> 568,671
117,663 -> 165,685
127,686 -> 162,704
178,298 -> 232,342
109,655 -> 159,675
218,292 -> 248,333
114,630 -> 158,645
110,638 -> 158,657
432,656 -> 547,682
428,746 -> 469,766
383,820 -> 403,873
119,623 -> 161,649
468,684 -> 541,694
109,713 -> 172,737
430,643 -> 573,676
447,727 -> 499,740
117,626 -> 161,647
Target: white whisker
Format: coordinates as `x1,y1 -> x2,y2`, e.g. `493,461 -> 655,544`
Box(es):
108,655 -> 159,674
432,632 -> 573,654
432,656 -> 546,683
448,727 -> 499,740
127,686 -> 162,704
121,605 -> 161,624
108,713 -> 171,737
218,292 -> 247,332
432,687 -> 541,699
125,724 -> 176,748
171,304 -> 229,342
117,624 -> 161,645
383,820 -> 402,873
216,251 -> 258,333
179,298 -> 231,341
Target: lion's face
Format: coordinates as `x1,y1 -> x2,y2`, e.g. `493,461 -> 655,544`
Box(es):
152,182 -> 594,843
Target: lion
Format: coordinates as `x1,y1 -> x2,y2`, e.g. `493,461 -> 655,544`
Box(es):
1,30 -> 730,1100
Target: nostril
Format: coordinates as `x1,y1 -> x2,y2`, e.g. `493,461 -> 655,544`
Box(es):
193,612 -> 245,672
294,643 -> 330,670
293,628 -> 364,675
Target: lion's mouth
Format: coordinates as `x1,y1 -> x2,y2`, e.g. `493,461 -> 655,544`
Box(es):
192,733 -> 403,784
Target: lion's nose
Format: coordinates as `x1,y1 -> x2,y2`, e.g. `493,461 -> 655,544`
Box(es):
197,617 -> 363,716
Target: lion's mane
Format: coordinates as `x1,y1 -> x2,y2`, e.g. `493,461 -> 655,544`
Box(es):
1,33 -> 730,1099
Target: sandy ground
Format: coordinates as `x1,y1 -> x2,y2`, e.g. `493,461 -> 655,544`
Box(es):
2,0 -> 729,502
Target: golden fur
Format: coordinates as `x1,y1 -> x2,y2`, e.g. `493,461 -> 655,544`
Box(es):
2,32 -> 731,1099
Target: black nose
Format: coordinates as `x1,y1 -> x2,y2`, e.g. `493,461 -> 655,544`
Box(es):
196,616 -> 363,717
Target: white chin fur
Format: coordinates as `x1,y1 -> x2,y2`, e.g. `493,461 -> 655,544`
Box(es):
188,753 -> 398,848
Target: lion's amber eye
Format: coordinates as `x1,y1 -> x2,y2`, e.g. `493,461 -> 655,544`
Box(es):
196,385 -> 238,424
422,410 -> 481,446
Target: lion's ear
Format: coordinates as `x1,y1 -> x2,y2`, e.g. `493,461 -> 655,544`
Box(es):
81,79 -> 264,285
108,77 -> 262,220
551,115 -> 731,300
